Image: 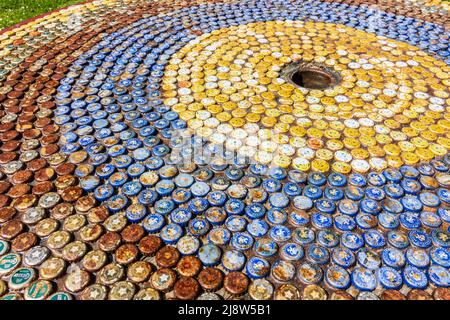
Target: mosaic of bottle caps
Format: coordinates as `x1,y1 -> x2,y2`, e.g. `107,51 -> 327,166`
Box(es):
0,0 -> 449,301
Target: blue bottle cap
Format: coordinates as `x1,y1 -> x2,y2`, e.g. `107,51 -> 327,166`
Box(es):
401,195 -> 423,212
160,223 -> 183,244
157,165 -> 178,179
348,173 -> 367,187
428,265 -> 450,288
206,191 -> 227,207
328,172 -> 347,187
224,167 -> 244,181
224,199 -> 244,215
378,212 -> 399,230
360,199 -> 381,215
154,199 -> 175,216
262,179 -> 281,193
137,189 -> 158,205
226,184 -> 248,199
297,262 -> 323,285
246,219 -> 269,238
143,213 -> 165,233
95,163 -> 115,179
287,170 -> 307,184
269,192 -> 290,208
315,199 -> 336,214
125,203 -> 147,223
406,248 -> 430,269
248,188 -> 267,203
269,225 -> 291,243
365,187 -> 385,201
311,212 -> 333,229
188,216 -> 210,237
188,197 -> 209,214
279,242 -> 304,261
93,183 -> 114,201
170,208 -> 192,226
351,267 -> 377,291
381,247 -> 405,269
367,172 -> 386,187
408,229 -> 432,248
341,232 -> 364,251
431,229 -> 450,248
288,210 -> 309,227
307,172 -> 327,186
355,213 -> 377,230
344,186 -> 364,201
338,199 -> 359,216
324,187 -> 344,201
245,203 -> 266,220
381,198 -> 403,214
271,260 -> 295,282
384,183 -> 405,199
363,229 -> 386,249
401,179 -> 422,195
377,266 -> 402,290
356,249 -> 381,270
231,232 -> 254,251
211,177 -> 231,191
400,165 -> 420,180
246,256 -> 270,279
325,265 -> 351,290
241,174 -> 262,189
222,250 -> 246,271
306,244 -> 329,265
207,227 -> 231,246
121,181 -> 142,196
420,175 -> 439,190
190,181 -> 211,197
268,167 -> 287,180
419,192 -> 441,208
80,175 -> 100,191
403,266 -> 428,289
331,246 -> 355,268
334,214 -> 356,232
292,227 -> 315,246
387,230 -> 410,249
303,185 -> 323,199
317,230 -> 339,248
106,195 -> 128,212
253,237 -> 278,258
171,188 -> 191,204
108,171 -> 128,187
293,196 -> 313,210
383,168 -> 402,183
198,243 -> 221,266
155,179 -> 175,196
225,215 -> 247,232
283,182 -> 301,197
205,207 -> 227,226
430,247 -> 450,268
267,208 -> 288,225
438,207 -> 450,223
437,188 -> 450,204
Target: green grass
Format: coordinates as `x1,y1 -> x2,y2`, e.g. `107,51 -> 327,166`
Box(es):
0,0 -> 84,30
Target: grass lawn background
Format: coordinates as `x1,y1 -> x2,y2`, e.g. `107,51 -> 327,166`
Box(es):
0,0 -> 83,29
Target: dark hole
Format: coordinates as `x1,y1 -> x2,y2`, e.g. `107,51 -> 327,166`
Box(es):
291,69 -> 336,90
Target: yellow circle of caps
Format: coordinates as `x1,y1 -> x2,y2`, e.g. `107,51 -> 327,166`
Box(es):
160,21 -> 450,169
